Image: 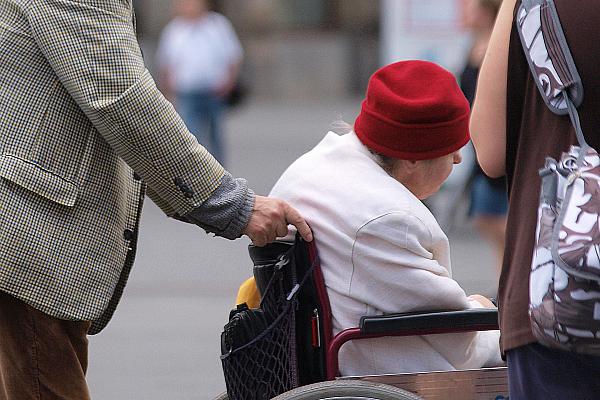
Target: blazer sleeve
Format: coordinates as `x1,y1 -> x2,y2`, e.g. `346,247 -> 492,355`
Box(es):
350,212 -> 502,369
26,0 -> 225,217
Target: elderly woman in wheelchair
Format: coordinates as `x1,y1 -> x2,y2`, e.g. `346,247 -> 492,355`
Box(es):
220,61 -> 505,400
268,61 -> 502,377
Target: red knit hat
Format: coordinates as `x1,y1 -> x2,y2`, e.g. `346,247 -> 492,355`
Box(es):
354,60 -> 470,161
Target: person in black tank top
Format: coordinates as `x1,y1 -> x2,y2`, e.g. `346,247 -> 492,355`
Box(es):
460,0 -> 507,276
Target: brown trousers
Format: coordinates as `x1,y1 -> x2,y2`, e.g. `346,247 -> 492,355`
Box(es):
0,291 -> 91,400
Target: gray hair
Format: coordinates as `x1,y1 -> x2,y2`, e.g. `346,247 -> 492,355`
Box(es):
330,119 -> 353,135
369,150 -> 398,175
330,119 -> 399,174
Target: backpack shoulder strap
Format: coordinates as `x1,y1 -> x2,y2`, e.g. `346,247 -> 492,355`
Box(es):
516,0 -> 583,115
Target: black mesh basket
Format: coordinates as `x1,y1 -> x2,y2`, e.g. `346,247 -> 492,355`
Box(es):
221,245 -> 302,400
221,300 -> 298,400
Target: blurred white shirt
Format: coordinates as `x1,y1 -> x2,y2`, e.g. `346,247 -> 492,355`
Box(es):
156,12 -> 243,92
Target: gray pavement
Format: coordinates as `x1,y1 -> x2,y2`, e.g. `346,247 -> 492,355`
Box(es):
86,99 -> 498,400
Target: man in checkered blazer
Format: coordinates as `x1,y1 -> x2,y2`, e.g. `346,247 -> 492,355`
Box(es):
0,1 -> 312,398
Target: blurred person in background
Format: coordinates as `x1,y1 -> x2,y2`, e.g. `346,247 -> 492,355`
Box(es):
270,61 -> 502,376
156,0 -> 243,166
460,0 -> 507,275
0,1 -> 310,399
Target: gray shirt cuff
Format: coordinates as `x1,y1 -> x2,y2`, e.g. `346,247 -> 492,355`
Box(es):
181,172 -> 255,240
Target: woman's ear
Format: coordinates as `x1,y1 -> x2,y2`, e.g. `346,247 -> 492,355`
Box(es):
398,159 -> 419,173
389,159 -> 417,182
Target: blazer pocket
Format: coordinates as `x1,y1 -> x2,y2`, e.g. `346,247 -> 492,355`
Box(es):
0,154 -> 79,206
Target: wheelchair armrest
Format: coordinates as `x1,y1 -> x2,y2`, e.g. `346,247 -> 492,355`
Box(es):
326,309 -> 499,380
359,309 -> 499,336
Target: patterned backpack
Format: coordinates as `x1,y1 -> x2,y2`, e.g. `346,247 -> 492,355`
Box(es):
518,0 -> 600,354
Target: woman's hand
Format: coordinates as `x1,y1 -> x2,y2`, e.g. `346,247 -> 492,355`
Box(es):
468,294 -> 497,309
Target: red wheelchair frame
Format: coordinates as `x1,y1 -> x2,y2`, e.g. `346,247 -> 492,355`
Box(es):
221,237 -> 508,400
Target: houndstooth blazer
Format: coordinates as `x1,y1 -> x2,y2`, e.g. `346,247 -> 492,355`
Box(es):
0,0 -> 226,334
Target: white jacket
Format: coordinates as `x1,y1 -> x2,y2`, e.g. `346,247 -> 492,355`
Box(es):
270,131 -> 502,376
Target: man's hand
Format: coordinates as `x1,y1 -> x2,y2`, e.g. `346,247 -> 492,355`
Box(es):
243,195 -> 313,246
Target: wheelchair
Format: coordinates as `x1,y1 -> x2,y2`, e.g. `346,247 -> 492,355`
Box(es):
216,236 -> 508,400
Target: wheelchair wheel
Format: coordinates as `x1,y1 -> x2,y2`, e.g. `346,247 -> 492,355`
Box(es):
272,380 -> 422,400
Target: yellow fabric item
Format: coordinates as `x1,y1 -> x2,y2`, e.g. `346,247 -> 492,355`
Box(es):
235,277 -> 260,309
